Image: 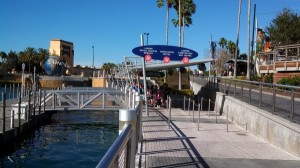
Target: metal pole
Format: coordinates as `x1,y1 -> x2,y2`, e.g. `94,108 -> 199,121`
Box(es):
291,90 -> 295,122
183,96 -> 186,112
39,89 -> 41,115
43,90 -> 46,113
169,98 -> 172,129
273,85 -> 276,114
18,91 -> 21,127
188,97 -> 190,115
208,99 -> 211,117
141,34 -> 148,116
2,93 -> 5,133
227,106 -> 229,132
192,100 -> 195,122
197,103 -> 200,131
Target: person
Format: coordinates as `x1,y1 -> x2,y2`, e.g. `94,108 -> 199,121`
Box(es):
156,88 -> 162,108
256,28 -> 264,52
148,85 -> 154,106
132,81 -> 138,92
264,36 -> 272,51
161,83 -> 170,107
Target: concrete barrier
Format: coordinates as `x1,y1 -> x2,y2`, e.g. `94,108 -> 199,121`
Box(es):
215,92 -> 300,157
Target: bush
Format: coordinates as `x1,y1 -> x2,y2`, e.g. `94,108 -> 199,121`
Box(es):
277,76 -> 300,86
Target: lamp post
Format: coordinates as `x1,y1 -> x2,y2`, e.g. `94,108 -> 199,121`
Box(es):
144,33 -> 149,45
92,46 -> 94,77
21,63 -> 25,98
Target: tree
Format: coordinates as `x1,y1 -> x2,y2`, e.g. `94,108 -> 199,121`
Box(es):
172,0 -> 196,47
218,37 -> 227,49
226,40 -> 237,59
101,63 -> 116,74
157,0 -> 175,46
6,50 -> 18,72
197,63 -> 206,71
239,53 -> 247,60
266,8 -> 300,46
0,51 -> 7,63
19,47 -> 37,73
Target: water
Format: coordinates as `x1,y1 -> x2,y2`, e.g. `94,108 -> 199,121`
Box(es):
0,110 -> 119,168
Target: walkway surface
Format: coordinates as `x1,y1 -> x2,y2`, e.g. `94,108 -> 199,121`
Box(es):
135,107 -> 300,168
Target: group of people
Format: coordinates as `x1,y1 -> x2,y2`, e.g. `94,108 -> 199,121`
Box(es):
147,83 -> 170,108
129,81 -> 171,108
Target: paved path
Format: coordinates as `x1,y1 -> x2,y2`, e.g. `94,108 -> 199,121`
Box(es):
136,107 -> 300,168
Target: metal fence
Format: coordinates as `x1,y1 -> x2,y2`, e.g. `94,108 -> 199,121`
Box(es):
192,76 -> 300,123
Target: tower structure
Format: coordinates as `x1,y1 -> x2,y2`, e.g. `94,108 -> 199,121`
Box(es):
49,39 -> 74,68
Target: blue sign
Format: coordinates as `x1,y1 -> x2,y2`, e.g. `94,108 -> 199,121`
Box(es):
132,45 -> 198,61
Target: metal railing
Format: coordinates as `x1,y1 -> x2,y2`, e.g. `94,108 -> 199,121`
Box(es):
96,91 -> 143,168
192,76 -> 300,123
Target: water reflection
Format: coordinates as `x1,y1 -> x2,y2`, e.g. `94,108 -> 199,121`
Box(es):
1,110 -> 118,168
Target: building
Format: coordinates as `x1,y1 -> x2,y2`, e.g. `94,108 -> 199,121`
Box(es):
49,39 -> 74,68
256,44 -> 300,82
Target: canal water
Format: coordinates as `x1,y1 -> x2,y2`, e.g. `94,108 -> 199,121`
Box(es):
0,110 -> 119,168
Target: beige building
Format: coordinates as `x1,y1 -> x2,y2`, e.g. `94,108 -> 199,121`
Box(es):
49,39 -> 74,68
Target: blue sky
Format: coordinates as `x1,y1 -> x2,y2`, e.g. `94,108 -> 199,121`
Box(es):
1,0 -> 299,68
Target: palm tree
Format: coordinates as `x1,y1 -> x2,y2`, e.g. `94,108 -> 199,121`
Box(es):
218,37 -> 227,49
22,47 -> 37,74
227,41 -> 236,59
172,0 -> 196,47
157,0 -> 175,46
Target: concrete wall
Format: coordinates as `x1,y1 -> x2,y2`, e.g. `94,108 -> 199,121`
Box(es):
92,78 -> 107,87
190,80 -> 300,157
214,92 -> 300,157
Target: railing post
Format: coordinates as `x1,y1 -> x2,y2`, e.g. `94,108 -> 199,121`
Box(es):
259,83 -> 262,107
28,90 -> 31,121
208,99 -> 211,117
39,90 -> 41,115
290,89 -> 295,122
43,90 -> 46,113
183,96 -> 186,113
192,100 -> 195,122
2,93 -> 5,133
119,109 -> 137,168
249,83 -> 252,103
226,106 -> 229,132
234,82 -> 237,97
135,93 -> 143,142
33,90 -> 36,119
77,92 -> 80,109
197,102 -> 200,131
272,85 -> 276,114
188,97 -> 190,115
11,110 -> 14,128
18,91 -> 21,127
52,91 -> 55,110
168,97 -> 172,129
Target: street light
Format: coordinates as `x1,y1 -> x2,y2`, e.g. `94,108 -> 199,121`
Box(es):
144,33 -> 149,45
92,46 -> 94,77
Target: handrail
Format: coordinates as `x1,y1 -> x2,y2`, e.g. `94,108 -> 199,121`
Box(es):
96,124 -> 132,168
192,75 -> 300,123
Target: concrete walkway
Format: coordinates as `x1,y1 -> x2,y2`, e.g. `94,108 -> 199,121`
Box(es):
136,107 -> 300,168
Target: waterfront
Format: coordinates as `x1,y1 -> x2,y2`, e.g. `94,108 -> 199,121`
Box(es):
0,110 -> 119,167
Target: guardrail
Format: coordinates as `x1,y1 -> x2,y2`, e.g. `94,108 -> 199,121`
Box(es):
192,76 -> 300,123
96,91 -> 143,168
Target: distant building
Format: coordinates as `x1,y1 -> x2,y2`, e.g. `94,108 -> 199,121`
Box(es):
49,39 -> 74,68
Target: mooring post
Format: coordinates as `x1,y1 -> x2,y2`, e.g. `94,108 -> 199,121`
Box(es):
119,109 -> 137,168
